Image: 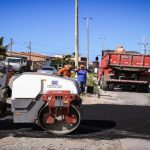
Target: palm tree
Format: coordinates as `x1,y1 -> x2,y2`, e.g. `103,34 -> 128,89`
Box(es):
0,37 -> 8,61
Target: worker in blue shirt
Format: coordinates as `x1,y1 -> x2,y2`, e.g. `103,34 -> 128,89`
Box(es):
75,64 -> 88,94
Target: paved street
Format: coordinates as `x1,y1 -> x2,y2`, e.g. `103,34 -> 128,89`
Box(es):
1,90 -> 150,149
81,91 -> 150,139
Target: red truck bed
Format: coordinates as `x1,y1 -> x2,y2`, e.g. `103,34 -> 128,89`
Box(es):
101,53 -> 150,69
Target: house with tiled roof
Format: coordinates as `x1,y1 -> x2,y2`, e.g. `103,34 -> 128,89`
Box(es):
7,51 -> 50,61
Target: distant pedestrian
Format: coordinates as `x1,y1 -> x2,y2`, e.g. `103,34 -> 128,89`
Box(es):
5,65 -> 14,86
75,64 -> 88,94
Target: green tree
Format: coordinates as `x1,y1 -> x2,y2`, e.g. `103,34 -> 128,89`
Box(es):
0,37 -> 8,60
63,55 -> 73,66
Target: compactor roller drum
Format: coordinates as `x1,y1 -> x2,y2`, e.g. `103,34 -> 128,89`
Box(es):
38,104 -> 81,135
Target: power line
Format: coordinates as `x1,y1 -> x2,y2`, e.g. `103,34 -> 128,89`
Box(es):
15,40 -> 75,51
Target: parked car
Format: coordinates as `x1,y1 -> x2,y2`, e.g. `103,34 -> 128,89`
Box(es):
37,66 -> 57,75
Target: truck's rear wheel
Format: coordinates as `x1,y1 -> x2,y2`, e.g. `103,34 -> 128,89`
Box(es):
100,75 -> 109,91
109,83 -> 115,91
101,83 -> 108,91
136,84 -> 149,93
38,105 -> 81,135
142,84 -> 149,93
100,79 -> 108,91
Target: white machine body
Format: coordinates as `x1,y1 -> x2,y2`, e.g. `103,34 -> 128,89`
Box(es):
11,72 -> 79,99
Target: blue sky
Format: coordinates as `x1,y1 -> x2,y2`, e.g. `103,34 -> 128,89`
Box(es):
0,0 -> 150,61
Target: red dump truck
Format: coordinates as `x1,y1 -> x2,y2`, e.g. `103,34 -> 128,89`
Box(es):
98,50 -> 150,92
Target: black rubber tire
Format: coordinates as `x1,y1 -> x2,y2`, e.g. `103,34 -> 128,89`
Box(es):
109,83 -> 115,91
102,83 -> 108,91
136,84 -> 148,93
100,75 -> 109,91
143,85 -> 149,93
136,85 -> 141,92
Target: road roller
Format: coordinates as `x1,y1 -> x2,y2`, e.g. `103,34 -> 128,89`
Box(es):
0,71 -> 82,135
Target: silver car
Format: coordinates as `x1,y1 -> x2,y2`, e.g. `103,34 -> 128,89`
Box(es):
37,66 -> 57,75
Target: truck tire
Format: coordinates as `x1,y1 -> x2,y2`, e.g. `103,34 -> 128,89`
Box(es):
101,82 -> 108,91
136,84 -> 148,93
143,85 -> 149,93
109,83 -> 115,91
136,85 -> 141,92
100,76 -> 108,91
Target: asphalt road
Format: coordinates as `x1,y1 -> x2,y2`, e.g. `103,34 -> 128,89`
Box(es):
0,91 -> 150,140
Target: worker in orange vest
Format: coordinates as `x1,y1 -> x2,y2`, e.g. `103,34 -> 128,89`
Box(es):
57,64 -> 72,77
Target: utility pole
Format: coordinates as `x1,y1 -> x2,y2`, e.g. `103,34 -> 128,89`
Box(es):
27,41 -> 32,61
138,35 -> 148,54
75,0 -> 79,67
10,38 -> 14,56
83,17 -> 92,69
